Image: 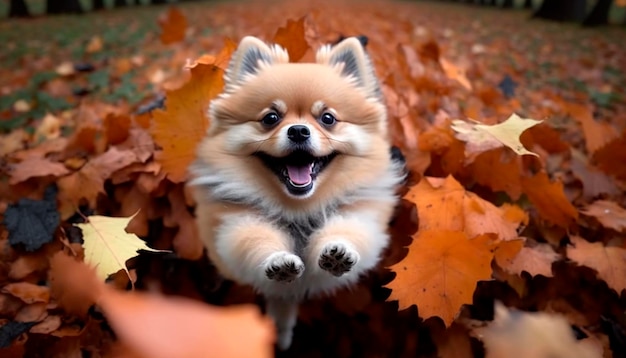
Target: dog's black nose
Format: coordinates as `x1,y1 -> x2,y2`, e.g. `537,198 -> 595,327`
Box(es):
287,125 -> 310,143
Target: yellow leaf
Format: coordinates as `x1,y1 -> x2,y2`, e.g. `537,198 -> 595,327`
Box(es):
76,214 -> 168,282
451,113 -> 542,162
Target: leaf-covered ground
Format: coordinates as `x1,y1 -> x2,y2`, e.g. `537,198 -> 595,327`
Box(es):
1,1 -> 626,357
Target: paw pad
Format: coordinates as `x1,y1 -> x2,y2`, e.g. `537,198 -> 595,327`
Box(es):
264,252 -> 305,283
318,242 -> 359,277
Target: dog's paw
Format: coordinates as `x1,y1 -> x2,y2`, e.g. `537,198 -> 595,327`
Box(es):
318,242 -> 359,277
264,252 -> 305,283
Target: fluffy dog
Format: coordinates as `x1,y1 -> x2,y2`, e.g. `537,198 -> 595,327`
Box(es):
189,36 -> 404,349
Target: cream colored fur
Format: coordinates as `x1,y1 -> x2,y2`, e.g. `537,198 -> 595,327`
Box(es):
189,36 -> 404,350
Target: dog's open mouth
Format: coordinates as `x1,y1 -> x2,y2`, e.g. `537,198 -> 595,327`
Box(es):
255,150 -> 338,196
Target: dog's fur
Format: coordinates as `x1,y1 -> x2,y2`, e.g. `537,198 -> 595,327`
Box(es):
189,36 -> 404,349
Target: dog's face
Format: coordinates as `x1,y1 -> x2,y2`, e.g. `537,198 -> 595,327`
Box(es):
193,36 -> 391,208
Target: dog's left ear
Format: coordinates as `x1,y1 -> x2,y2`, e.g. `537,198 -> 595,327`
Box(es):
316,37 -> 381,100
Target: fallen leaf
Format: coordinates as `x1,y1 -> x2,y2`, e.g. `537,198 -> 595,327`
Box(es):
9,157 -> 70,185
404,176 -> 526,241
76,214 -> 168,282
151,60 -> 225,182
30,315 -> 62,334
439,57 -> 471,90
521,171 -> 578,228
469,148 -> 523,200
564,101 -> 617,154
1,283 -> 50,305
104,113 -> 131,145
476,302 -> 601,358
272,16 -> 310,62
85,35 -> 103,53
495,240 -> 560,277
0,130 -> 26,157
158,7 -> 188,45
592,131 -> 626,182
567,236 -> 626,294
387,231 -> 495,326
580,200 -> 626,232
571,149 -> 620,199
14,302 -> 48,322
452,113 -> 542,163
34,113 -> 62,142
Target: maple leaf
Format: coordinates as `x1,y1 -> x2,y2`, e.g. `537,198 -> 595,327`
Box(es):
404,176 -> 527,241
151,56 -> 229,183
451,113 -> 542,163
387,231 -> 495,325
476,303 -> 601,358
9,157 -> 69,185
272,16 -> 310,62
75,214 -> 168,282
567,236 -> 626,294
49,253 -> 275,358
57,147 -> 140,219
521,171 -> 578,228
158,7 -> 188,45
580,200 -> 626,232
495,239 -> 560,277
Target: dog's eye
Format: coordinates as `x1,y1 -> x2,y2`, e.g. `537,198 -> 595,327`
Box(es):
261,112 -> 280,127
320,113 -> 336,127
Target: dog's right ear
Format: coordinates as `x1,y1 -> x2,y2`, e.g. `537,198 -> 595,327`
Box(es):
224,36 -> 289,91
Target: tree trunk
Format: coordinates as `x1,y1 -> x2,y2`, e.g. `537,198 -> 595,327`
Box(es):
533,0 -> 587,22
46,0 -> 84,14
114,0 -> 127,6
524,0 -> 533,8
9,0 -> 30,17
583,0 -> 613,26
152,0 -> 169,4
501,0 -> 514,8
93,0 -> 105,10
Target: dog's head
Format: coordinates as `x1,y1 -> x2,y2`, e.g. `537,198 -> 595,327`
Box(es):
192,36 -> 391,209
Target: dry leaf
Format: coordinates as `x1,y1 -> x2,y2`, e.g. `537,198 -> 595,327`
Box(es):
76,214 -> 168,281
272,16 -> 310,63
567,236 -> 626,294
580,200 -> 626,232
452,113 -> 542,163
151,59 -> 226,182
387,231 -> 495,326
476,303 -> 601,358
1,282 -> 50,304
495,240 -> 560,277
439,57 -> 472,90
158,7 -> 188,45
521,171 -> 578,228
9,157 -> 70,185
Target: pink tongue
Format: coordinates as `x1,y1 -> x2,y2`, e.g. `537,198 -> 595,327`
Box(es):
286,165 -> 312,185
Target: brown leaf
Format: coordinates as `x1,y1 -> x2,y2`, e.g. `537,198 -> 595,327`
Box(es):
14,302 -> 48,322
571,149 -> 620,199
165,186 -> 203,260
2,282 -> 50,304
104,113 -> 131,146
592,131 -> 626,182
580,200 -> 626,232
567,236 -> 626,294
158,7 -> 188,45
496,240 -> 560,277
564,102 -> 617,154
9,157 -> 70,185
30,315 -> 62,334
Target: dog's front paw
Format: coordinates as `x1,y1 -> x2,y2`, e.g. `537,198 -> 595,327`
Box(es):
318,242 -> 359,277
264,252 -> 305,283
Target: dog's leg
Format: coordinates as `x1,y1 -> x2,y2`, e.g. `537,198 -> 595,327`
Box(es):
307,209 -> 390,277
266,298 -> 299,350
213,214 -> 304,284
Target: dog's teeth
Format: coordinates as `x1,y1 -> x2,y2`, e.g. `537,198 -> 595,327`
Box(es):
282,168 -> 288,177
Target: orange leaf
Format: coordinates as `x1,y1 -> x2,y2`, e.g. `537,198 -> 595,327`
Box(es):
567,236 -> 626,294
9,157 -> 70,185
469,148 -> 523,200
387,231 -> 495,325
439,57 -> 471,91
272,17 -> 310,62
564,102 -> 617,154
404,176 -> 527,241
521,171 -> 578,228
187,38 -> 237,71
151,62 -> 225,183
580,200 -> 626,232
49,253 -> 275,358
158,7 -> 187,45
104,113 -> 131,146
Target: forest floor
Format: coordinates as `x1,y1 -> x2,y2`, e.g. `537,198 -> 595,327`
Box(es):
0,0 -> 625,357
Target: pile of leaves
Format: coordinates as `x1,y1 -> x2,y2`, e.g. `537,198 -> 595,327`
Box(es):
1,1 -> 625,357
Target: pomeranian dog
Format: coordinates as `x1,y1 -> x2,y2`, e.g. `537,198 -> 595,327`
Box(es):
189,36 -> 404,349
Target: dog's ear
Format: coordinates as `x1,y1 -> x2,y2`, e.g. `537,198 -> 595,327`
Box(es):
224,36 -> 289,90
316,37 -> 381,100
